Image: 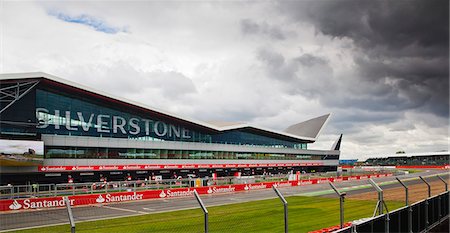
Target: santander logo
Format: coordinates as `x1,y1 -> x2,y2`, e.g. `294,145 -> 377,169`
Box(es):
208,186 -> 235,194
96,193 -> 143,203
159,191 -> 167,198
96,195 -> 105,203
274,182 -> 291,188
244,184 -> 267,190
159,189 -> 195,198
9,200 -> 22,210
7,197 -> 74,210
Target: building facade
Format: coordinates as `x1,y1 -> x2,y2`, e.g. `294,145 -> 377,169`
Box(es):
0,72 -> 341,184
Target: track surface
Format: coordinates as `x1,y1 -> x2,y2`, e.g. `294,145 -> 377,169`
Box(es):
0,170 -> 447,232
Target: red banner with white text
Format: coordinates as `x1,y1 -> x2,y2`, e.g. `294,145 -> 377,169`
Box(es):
0,173 -> 392,212
38,162 -> 325,172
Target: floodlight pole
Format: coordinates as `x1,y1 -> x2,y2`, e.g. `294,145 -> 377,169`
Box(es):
396,177 -> 412,233
193,190 -> 208,233
437,175 -> 448,191
329,181 -> 346,229
273,186 -> 288,233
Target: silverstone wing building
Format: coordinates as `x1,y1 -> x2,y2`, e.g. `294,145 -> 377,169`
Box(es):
0,72 -> 341,184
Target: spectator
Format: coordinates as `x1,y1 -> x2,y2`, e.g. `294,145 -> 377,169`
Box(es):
99,174 -> 107,189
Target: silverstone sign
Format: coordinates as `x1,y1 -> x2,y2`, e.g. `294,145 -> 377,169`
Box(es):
36,108 -> 192,139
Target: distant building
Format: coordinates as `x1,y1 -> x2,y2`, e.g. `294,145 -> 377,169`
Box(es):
363,151 -> 449,166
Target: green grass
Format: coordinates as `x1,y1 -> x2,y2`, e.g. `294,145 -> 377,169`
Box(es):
404,169 -> 423,174
11,196 -> 404,233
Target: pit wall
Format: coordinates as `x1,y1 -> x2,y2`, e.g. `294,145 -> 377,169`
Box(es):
0,174 -> 393,212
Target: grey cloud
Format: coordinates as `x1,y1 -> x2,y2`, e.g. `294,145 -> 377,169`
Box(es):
333,111 -> 402,125
257,48 -> 335,98
257,48 -> 297,82
65,62 -> 197,102
295,54 -> 327,67
148,71 -> 197,99
388,121 -> 416,132
240,19 -> 288,40
276,0 -> 449,119
279,0 -> 448,53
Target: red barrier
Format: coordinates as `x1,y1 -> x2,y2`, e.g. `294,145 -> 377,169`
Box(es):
341,165 -> 448,170
308,222 -> 352,233
395,165 -> 449,169
0,174 -> 392,212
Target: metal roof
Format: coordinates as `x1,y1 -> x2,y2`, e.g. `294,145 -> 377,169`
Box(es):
0,72 -> 330,142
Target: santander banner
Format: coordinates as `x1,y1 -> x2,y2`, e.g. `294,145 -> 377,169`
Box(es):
38,163 -> 324,172
341,165 -> 449,169
0,174 -> 392,212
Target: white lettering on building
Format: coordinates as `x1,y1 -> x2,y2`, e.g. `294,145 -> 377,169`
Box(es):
36,108 -> 192,139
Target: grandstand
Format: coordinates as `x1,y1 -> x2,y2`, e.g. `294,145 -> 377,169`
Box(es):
363,151 -> 449,166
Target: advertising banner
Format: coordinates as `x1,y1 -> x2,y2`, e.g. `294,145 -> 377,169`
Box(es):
38,162 -> 324,172
0,173 -> 391,212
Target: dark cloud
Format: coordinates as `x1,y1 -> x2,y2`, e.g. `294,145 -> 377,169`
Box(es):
240,19 -> 288,40
275,0 -> 449,118
279,0 -> 448,53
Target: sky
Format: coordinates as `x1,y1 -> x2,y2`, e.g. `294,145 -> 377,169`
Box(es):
1,0 -> 448,160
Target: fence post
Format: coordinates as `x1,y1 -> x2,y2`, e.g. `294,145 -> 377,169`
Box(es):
273,186 -> 288,233
437,175 -> 448,191
419,176 -> 430,230
395,177 -> 412,233
395,177 -> 409,206
368,179 -> 383,215
193,190 -> 208,233
419,176 -> 431,198
329,181 -> 346,229
368,179 -> 389,233
64,196 -> 75,233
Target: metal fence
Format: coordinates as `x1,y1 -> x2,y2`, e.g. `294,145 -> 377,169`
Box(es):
1,174 -> 448,233
334,177 -> 449,233
335,191 -> 449,233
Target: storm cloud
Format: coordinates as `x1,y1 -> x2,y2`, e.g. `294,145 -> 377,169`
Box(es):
277,0 -> 449,118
